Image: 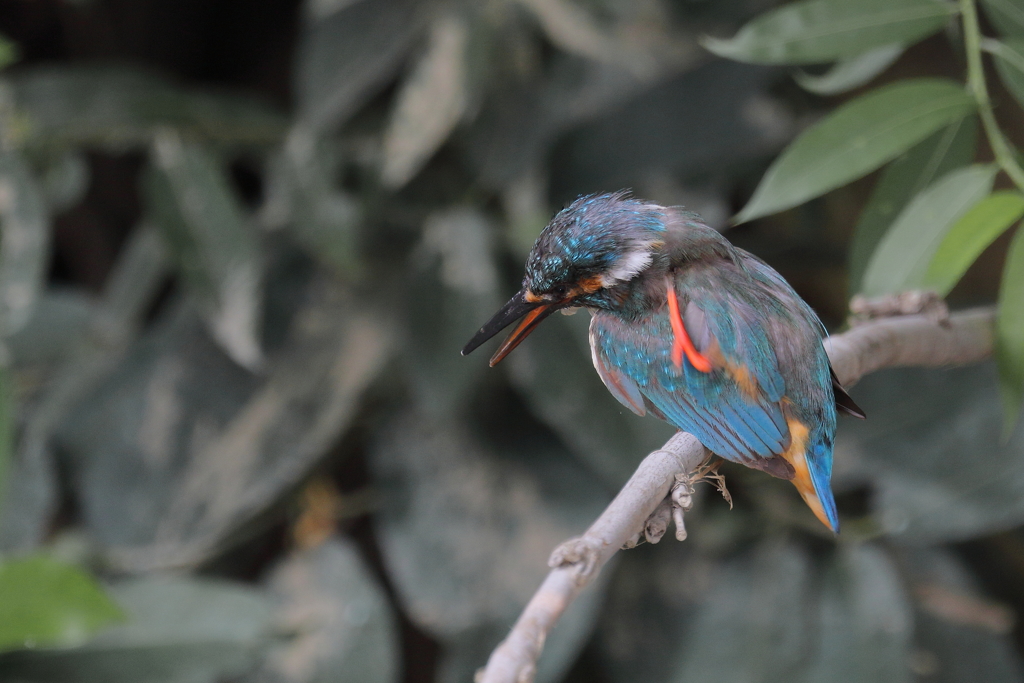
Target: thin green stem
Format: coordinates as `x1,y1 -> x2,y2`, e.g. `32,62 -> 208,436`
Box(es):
961,0 -> 1024,191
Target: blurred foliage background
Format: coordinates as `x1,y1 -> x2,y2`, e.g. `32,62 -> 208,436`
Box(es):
0,0 -> 1023,681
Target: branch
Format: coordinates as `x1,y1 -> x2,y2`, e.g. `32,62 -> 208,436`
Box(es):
476,305 -> 995,683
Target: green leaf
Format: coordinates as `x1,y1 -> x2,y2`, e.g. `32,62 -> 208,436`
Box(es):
0,575 -> 273,683
0,555 -> 124,652
997,225 -> 1024,432
5,291 -> 93,368
736,78 -> 975,223
0,33 -> 18,71
0,365 -> 11,523
516,0 -> 652,75
404,207 -> 500,417
669,541 -> 814,682
0,150 -> 51,337
369,411 -> 610,683
794,43 -> 904,95
861,164 -> 997,296
985,38 -> 1024,111
260,538 -> 399,683
849,116 -> 977,291
9,65 -> 286,151
924,191 -> 1024,296
702,0 -> 955,65
981,0 -> 1024,37
264,132 -> 361,274
295,0 -> 423,131
381,14 -> 470,188
39,152 -> 89,214
145,131 -> 263,370
903,547 -> 1024,680
843,363 -> 1024,542
58,278 -> 392,568
801,545 -> 912,682
96,224 -> 172,333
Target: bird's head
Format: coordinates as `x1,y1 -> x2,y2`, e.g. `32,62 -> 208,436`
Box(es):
462,192 -> 667,365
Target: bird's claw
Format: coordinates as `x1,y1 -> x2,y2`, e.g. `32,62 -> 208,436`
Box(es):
690,459 -> 732,509
548,536 -> 605,580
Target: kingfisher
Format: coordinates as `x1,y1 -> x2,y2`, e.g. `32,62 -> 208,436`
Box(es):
462,192 -> 864,532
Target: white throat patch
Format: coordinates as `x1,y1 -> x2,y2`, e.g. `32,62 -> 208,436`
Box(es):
600,244 -> 655,286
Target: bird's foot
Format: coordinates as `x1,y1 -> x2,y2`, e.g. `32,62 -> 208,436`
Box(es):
548,536 -> 605,581
629,459 -> 733,547
849,291 -> 949,327
689,459 -> 732,510
669,459 -> 732,541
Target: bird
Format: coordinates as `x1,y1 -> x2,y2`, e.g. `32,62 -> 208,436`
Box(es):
461,192 -> 864,533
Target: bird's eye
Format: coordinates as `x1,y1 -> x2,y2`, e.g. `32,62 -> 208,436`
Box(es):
550,284 -> 570,300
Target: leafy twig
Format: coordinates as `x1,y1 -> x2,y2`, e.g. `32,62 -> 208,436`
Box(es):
961,0 -> 1024,191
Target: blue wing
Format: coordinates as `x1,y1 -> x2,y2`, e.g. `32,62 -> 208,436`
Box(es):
589,285 -> 791,464
589,255 -> 842,530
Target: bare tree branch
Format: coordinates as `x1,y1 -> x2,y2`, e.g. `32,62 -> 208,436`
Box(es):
476,306 -> 995,683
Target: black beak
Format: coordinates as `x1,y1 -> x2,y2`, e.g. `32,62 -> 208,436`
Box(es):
461,289 -> 558,366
